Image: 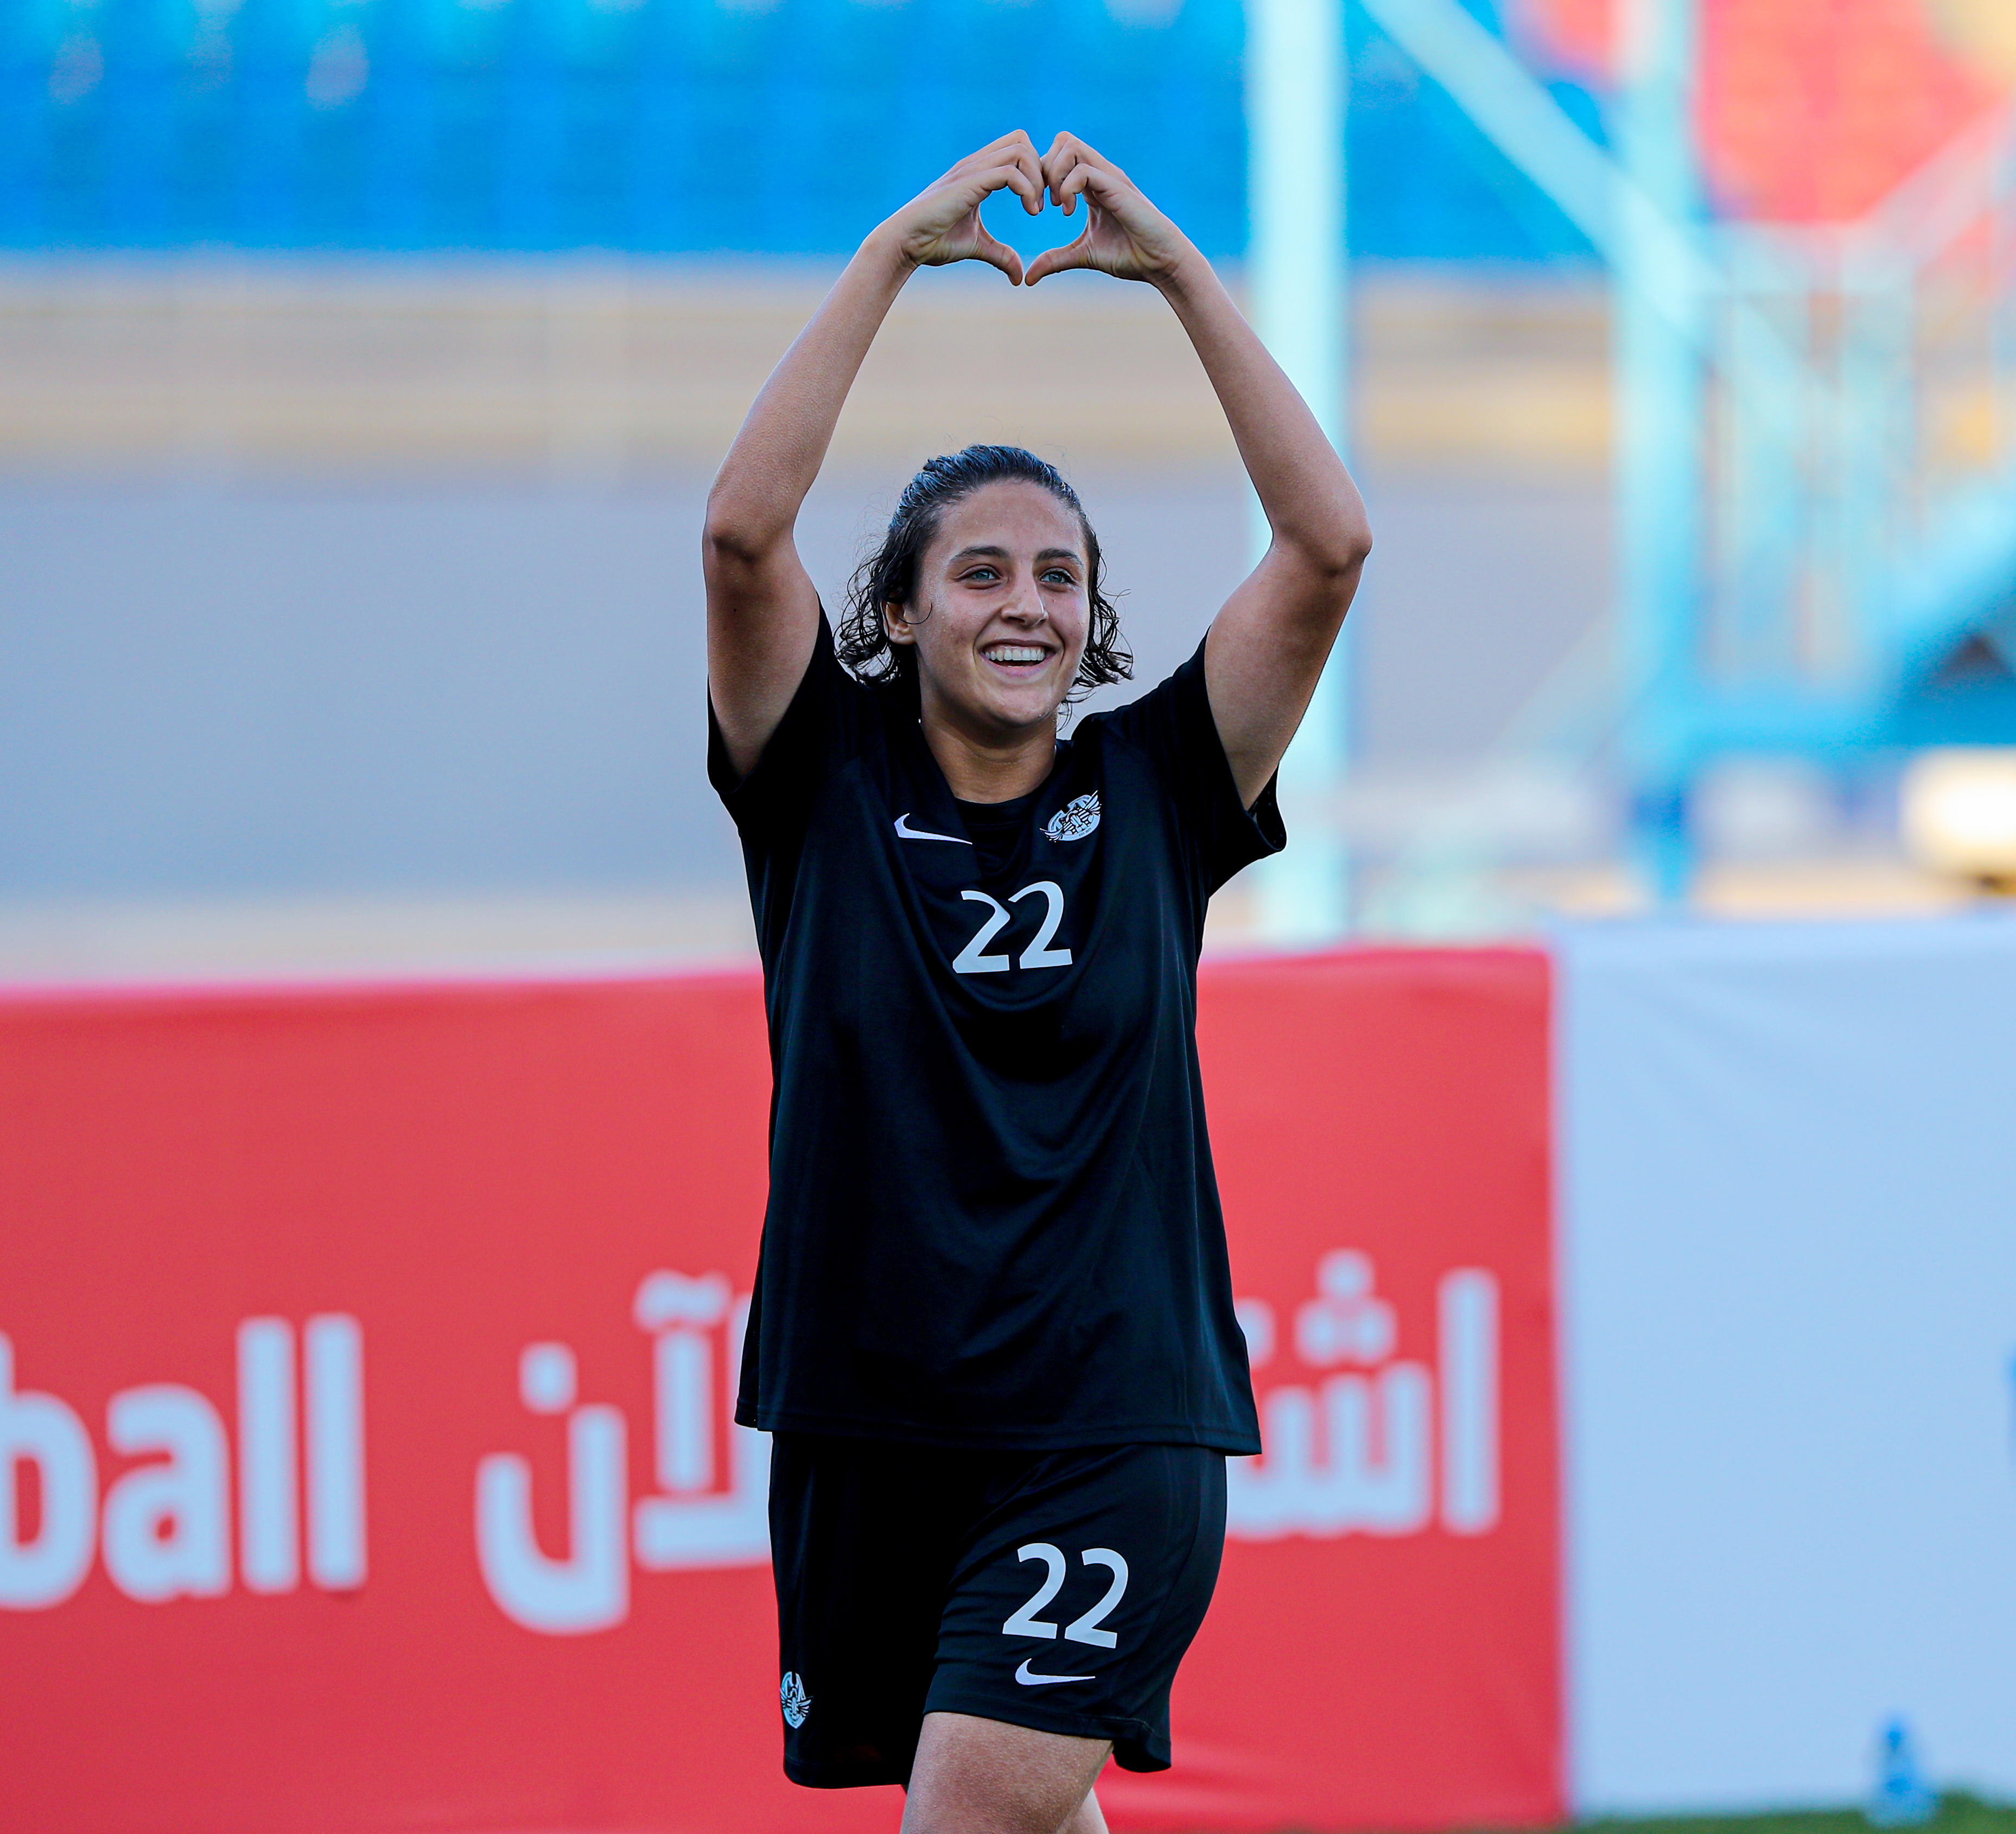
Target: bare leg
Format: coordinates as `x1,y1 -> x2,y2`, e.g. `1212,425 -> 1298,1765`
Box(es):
901,1710 -> 1111,1834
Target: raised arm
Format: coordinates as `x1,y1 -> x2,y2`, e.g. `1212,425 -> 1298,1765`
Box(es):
1027,134 -> 1371,809
705,132 -> 1046,778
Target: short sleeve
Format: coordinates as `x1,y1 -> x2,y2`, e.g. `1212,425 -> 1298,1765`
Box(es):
1096,637 -> 1286,894
708,611 -> 870,840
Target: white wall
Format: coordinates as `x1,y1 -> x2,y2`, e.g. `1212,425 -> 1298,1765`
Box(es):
0,466 -> 1606,900
1559,916 -> 2016,1812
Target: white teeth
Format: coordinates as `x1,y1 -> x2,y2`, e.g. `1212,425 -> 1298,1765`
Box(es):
984,645 -> 1048,664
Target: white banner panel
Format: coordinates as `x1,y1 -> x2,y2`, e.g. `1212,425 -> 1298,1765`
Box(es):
1558,917 -> 2016,1813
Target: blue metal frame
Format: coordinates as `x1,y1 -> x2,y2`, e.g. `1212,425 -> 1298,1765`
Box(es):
1365,0 -> 2016,897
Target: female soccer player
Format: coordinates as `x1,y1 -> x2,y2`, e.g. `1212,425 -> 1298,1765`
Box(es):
704,130 -> 1370,1834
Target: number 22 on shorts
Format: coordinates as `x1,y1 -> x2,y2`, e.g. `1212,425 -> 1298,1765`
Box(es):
1001,1543 -> 1129,1646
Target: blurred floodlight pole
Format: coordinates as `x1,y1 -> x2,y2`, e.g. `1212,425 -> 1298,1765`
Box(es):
1248,0 -> 1351,946
1614,0 -> 1705,903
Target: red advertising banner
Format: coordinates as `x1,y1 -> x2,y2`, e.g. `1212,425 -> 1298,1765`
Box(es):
0,950 -> 1557,1833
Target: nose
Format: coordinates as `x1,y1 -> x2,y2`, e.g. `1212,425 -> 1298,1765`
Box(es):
1003,567 -> 1047,624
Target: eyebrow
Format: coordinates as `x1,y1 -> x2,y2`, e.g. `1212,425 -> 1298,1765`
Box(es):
945,544 -> 1085,567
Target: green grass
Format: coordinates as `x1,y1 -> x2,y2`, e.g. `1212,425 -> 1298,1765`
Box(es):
1230,1794 -> 2016,1834
1573,1796 -> 2016,1834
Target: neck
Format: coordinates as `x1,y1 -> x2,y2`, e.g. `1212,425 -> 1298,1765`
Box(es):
919,695 -> 1058,804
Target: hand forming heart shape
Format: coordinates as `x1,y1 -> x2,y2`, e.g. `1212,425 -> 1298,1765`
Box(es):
882,129 -> 1197,291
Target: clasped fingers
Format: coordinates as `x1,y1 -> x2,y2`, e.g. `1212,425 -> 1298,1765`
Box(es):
953,131 -> 1045,215
1040,131 -> 1127,213
880,129 -> 1188,290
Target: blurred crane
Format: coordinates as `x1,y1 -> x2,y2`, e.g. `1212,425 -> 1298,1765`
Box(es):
1365,0 -> 2016,897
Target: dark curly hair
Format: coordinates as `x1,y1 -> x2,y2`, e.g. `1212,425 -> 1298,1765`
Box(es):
835,445 -> 1130,711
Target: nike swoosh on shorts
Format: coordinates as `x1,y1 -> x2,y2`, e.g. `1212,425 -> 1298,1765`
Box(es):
1014,1659 -> 1096,1686
894,813 -> 972,844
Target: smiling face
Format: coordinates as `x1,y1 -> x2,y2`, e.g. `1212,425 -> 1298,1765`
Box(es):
886,480 -> 1091,749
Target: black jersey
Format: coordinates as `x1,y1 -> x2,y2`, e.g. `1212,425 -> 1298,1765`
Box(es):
709,614 -> 1282,1454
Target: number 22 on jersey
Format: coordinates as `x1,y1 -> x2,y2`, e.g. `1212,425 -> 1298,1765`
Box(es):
952,881 -> 1072,976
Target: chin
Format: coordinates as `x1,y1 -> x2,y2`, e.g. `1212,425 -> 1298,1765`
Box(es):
989,686 -> 1067,727
963,672 -> 1058,721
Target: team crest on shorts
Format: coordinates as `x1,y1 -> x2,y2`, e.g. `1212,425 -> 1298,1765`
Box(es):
780,1671 -> 812,1728
1045,793 -> 1101,842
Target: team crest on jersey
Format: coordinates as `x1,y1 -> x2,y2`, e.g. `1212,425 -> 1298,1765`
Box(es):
780,1672 -> 812,1728
1045,793 -> 1101,842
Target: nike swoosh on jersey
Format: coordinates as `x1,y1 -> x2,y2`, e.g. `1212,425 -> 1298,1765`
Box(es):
1014,1659 -> 1097,1686
893,813 -> 973,844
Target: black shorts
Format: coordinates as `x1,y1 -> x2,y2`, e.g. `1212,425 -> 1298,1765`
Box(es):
768,1433 -> 1228,1788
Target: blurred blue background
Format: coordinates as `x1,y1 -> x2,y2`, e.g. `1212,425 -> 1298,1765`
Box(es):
0,0 -> 1601,260
4,0 -> 2015,975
